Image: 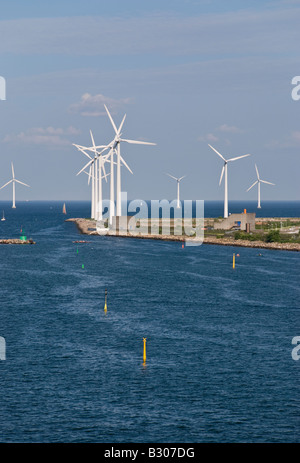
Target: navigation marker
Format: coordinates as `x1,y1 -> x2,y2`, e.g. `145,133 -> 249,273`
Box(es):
143,337 -> 147,364
104,288 -> 108,314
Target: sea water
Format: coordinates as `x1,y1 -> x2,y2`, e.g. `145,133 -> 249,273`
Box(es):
0,201 -> 299,443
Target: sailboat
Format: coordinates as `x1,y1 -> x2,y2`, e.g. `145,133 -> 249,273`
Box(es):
62,203 -> 66,214
1,210 -> 5,221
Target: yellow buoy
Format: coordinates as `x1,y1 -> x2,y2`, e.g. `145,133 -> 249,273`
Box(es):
233,253 -> 235,269
143,337 -> 147,364
104,288 -> 107,313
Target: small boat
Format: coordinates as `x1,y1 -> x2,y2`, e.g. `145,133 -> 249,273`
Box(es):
62,203 -> 67,214
1,210 -> 5,221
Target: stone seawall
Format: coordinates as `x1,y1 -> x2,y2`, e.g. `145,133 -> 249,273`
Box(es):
202,236 -> 300,252
66,218 -> 300,252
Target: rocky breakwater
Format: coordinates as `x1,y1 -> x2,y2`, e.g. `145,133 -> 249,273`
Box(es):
66,218 -> 97,234
0,239 -> 36,245
203,236 -> 300,252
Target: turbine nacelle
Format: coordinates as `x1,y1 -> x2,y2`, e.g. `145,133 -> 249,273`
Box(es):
166,173 -> 186,183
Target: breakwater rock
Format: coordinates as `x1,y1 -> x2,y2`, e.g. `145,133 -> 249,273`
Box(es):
203,236 -> 300,252
0,239 -> 36,245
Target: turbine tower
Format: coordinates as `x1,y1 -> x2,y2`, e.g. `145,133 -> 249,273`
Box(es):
104,105 -> 156,220
208,144 -> 250,218
166,173 -> 186,208
246,164 -> 275,209
0,162 -> 30,208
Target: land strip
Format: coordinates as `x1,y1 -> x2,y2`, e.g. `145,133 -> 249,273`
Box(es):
66,218 -> 300,252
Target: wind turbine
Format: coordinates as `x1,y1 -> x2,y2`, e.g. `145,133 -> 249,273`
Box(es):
75,130 -> 126,224
104,105 -> 156,220
0,162 -> 30,208
246,164 -> 275,209
76,146 -> 110,221
73,132 -> 109,220
166,173 -> 186,208
208,144 -> 251,218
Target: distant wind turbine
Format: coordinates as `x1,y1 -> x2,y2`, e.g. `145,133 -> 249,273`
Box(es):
246,164 -> 275,209
166,173 -> 186,208
208,144 -> 251,218
0,163 -> 30,208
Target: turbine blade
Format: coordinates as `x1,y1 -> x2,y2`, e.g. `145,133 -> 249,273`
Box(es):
101,172 -> 110,181
83,169 -> 93,183
11,162 -> 15,179
94,145 -> 109,150
15,179 -> 30,187
120,155 -> 133,174
227,154 -> 251,162
118,114 -> 126,135
255,163 -> 260,180
99,156 -> 108,180
208,144 -> 226,161
104,104 -> 118,134
74,145 -> 92,160
90,129 -> 95,146
219,166 -> 225,185
76,158 -> 94,176
178,175 -> 186,181
246,180 -> 258,192
105,147 -> 115,160
102,153 -> 112,164
166,173 -> 177,181
120,138 -> 156,146
260,180 -> 275,186
0,179 -> 13,190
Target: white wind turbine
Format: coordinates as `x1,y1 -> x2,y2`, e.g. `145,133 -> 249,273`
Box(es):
75,127 -> 128,225
166,173 -> 186,208
208,144 -> 251,218
104,105 -> 156,221
76,146 -> 110,221
0,162 -> 30,208
73,132 -> 109,220
246,163 -> 275,209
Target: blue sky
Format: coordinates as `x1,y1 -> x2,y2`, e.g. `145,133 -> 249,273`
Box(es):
0,0 -> 300,202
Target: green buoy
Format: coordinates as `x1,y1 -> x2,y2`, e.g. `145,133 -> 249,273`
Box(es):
20,228 -> 27,241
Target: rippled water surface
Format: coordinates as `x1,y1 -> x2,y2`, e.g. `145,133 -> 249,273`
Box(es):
0,201 -> 299,442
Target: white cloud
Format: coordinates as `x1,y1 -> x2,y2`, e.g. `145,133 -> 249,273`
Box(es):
198,133 -> 218,143
217,124 -> 243,133
198,123 -> 243,143
265,130 -> 300,148
3,126 -> 80,146
69,93 -> 132,117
